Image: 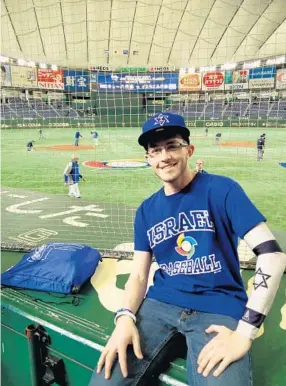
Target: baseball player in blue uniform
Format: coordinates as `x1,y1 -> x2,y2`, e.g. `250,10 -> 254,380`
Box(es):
91,113 -> 286,386
74,131 -> 83,146
63,154 -> 85,198
91,131 -> 99,147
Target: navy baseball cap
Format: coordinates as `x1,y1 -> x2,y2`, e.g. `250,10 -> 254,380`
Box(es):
138,112 -> 190,148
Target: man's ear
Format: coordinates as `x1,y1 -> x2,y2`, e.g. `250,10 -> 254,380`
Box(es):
187,144 -> 195,157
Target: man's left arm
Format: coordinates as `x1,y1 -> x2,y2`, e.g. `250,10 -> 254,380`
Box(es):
197,222 -> 286,377
236,222 -> 286,339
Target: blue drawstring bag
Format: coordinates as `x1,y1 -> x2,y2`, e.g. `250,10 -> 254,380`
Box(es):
1,243 -> 102,294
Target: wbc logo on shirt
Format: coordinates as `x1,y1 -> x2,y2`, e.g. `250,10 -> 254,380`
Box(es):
175,234 -> 197,258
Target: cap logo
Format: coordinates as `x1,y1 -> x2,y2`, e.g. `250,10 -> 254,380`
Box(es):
154,113 -> 169,127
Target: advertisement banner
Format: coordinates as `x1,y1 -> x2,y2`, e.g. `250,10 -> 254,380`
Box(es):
179,73 -> 201,91
276,69 -> 286,89
224,70 -> 248,90
90,72 -> 98,91
37,69 -> 64,90
248,66 -> 276,89
96,72 -> 178,92
64,70 -> 90,92
120,67 -> 148,73
11,66 -> 37,88
202,72 -> 224,91
1,64 -> 12,87
148,66 -> 176,72
205,120 -> 224,127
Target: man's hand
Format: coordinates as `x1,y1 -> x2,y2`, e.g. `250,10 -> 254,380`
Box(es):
197,325 -> 252,378
97,316 -> 143,380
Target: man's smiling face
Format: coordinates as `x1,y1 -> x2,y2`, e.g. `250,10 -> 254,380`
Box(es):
147,135 -> 194,184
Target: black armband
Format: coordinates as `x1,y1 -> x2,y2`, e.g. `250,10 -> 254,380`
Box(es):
253,240 -> 283,256
242,307 -> 266,328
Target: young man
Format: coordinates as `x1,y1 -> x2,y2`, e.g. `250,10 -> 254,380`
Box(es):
257,136 -> 264,161
195,159 -> 206,173
74,131 -> 83,146
63,154 -> 84,198
90,112 -> 285,386
91,130 -> 99,147
215,132 -> 221,145
26,140 -> 35,151
39,128 -> 46,140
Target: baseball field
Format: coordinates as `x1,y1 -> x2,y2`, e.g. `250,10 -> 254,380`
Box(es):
1,126 -> 286,254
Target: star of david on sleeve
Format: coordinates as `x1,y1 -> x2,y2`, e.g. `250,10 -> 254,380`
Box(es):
253,268 -> 271,290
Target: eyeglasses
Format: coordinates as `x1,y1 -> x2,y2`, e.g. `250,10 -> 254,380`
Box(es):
146,140 -> 188,159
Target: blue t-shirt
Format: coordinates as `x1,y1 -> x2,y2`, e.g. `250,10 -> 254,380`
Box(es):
134,173 -> 266,320
75,131 -> 81,138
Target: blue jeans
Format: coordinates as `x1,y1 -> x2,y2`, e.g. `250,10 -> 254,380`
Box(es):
89,298 -> 252,386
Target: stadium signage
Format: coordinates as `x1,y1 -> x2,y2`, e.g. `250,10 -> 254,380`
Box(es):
224,69 -> 249,91
76,122 -> 96,128
148,66 -> 176,72
90,66 -> 113,71
179,73 -> 201,91
11,66 -> 37,88
227,84 -> 244,90
64,70 -> 90,92
249,66 -> 276,79
48,122 -> 70,127
276,69 -> 286,89
120,67 -> 148,72
17,122 -> 42,128
185,121 -> 197,127
97,72 -> 178,92
230,121 -> 257,127
205,121 -> 223,127
37,69 -> 64,90
202,72 -> 224,91
1,64 -> 12,86
249,66 -> 276,89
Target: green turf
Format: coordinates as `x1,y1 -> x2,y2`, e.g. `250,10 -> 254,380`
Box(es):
1,126 -> 286,248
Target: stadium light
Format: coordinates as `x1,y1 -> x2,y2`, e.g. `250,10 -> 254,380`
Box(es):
0,56 -> 9,63
243,60 -> 260,69
199,66 -> 216,72
51,64 -> 58,70
17,58 -> 27,66
266,56 -> 285,65
27,61 -> 36,67
179,67 -> 196,74
221,63 -> 237,70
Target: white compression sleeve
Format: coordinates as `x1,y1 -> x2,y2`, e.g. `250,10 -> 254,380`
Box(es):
236,222 -> 286,340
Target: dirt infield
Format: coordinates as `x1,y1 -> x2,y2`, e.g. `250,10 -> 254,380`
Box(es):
38,144 -> 94,151
221,141 -> 256,148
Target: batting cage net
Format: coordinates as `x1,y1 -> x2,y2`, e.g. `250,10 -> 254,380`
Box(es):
1,0 -> 286,267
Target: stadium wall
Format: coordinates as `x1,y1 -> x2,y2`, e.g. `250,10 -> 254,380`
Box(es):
1,117 -> 286,129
